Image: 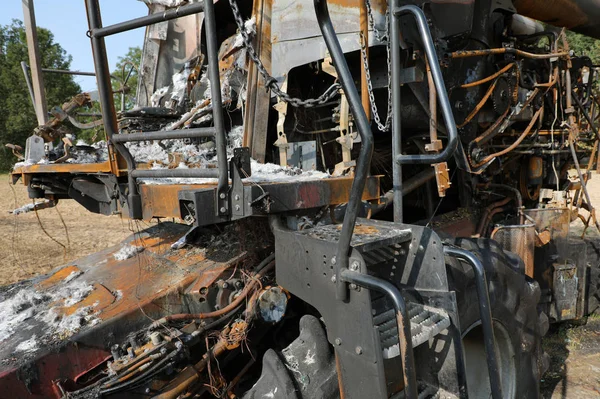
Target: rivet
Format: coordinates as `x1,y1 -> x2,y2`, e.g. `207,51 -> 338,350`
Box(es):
331,275 -> 337,283
235,205 -> 241,211
331,256 -> 337,265
335,338 -> 342,346
355,346 -> 363,355
220,207 -> 226,213
350,261 -> 360,271
219,193 -> 226,199
235,195 -> 240,201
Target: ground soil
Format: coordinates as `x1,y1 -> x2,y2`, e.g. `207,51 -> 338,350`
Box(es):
1,173 -> 600,397
0,174 -> 134,285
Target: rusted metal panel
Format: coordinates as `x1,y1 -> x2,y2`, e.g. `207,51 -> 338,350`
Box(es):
139,176 -> 381,220
11,161 -> 113,178
270,0 -> 385,78
0,223 -> 253,398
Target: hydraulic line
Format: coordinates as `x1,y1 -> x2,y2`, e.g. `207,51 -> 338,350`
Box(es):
472,106 -> 544,168
460,63 -> 515,89
152,261 -> 275,326
448,47 -> 569,60
457,80 -> 498,128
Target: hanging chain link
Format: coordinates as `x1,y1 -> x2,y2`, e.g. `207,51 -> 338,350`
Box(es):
361,0 -> 392,131
229,0 -> 340,108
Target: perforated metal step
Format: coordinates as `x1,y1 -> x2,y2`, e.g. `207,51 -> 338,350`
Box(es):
389,381 -> 458,399
374,302 -> 451,359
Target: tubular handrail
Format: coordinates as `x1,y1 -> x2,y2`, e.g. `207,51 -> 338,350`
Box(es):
85,0 -> 228,218
341,270 -> 418,399
91,2 -> 206,38
443,246 -> 503,399
393,5 -> 457,165
313,0 -> 375,301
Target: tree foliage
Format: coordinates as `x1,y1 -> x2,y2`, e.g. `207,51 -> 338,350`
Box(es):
0,20 -> 81,171
112,46 -> 142,112
566,30 -> 600,63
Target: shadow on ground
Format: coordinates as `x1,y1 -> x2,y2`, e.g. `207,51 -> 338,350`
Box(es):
541,316 -> 600,398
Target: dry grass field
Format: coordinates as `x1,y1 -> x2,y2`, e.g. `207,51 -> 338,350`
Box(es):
0,174 -> 133,286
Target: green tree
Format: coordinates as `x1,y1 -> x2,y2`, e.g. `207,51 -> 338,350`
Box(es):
112,46 -> 142,112
0,19 -> 81,171
566,30 -> 600,63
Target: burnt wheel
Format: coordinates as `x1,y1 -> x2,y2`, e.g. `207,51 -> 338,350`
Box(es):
447,238 -> 549,399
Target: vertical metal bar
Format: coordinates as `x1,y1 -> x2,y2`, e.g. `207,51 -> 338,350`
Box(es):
569,139 -> 600,232
393,5 -> 457,166
340,270 -> 418,399
22,0 -> 48,125
390,0 -> 402,222
85,0 -> 141,219
20,62 -> 37,113
203,0 -> 229,216
314,0 -> 374,301
443,246 -> 503,399
359,3 -> 370,120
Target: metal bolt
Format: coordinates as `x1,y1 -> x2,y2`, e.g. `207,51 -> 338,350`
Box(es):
220,207 -> 227,213
235,205 -> 241,211
219,193 -> 226,199
234,195 -> 240,201
331,256 -> 336,265
350,261 -> 360,271
349,283 -> 357,290
355,346 -> 363,355
331,275 -> 337,283
334,338 -> 342,346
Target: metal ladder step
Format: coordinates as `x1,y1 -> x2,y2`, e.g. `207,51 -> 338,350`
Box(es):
390,381 -> 458,399
374,302 -> 451,359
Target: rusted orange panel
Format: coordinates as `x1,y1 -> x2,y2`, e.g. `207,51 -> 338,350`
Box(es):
36,265 -> 81,290
61,283 -> 116,316
12,161 -> 112,175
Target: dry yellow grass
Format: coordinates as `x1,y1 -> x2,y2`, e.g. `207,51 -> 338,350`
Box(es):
0,174 -> 134,286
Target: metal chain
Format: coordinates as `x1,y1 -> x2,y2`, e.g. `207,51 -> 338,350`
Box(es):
361,0 -> 392,131
229,0 -> 340,108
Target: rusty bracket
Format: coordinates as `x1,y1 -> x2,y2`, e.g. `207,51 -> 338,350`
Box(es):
433,162 -> 451,197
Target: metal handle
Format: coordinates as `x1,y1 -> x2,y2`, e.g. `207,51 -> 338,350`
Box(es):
392,4 -> 457,165
313,0 -> 375,301
341,270 -> 418,399
443,246 -> 503,399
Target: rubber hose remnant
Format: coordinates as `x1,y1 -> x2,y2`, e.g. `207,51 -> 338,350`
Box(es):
152,261 -> 275,327
457,80 -> 499,128
472,106 -> 544,168
460,63 -> 515,89
153,339 -> 229,399
447,47 -> 569,60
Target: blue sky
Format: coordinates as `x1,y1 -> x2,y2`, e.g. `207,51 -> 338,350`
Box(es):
1,1 -> 148,91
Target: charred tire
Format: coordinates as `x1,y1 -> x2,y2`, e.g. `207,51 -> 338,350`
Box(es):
446,238 -> 548,399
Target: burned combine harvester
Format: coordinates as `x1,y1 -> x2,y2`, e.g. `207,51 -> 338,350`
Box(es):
5,0 -> 600,397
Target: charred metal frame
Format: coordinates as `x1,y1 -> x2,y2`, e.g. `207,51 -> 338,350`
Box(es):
85,0 -> 229,219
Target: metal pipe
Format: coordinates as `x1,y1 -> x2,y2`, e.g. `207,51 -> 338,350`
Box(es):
372,169 -> 436,214
20,61 -> 37,113
443,246 -> 503,399
91,2 -> 205,38
111,127 -> 215,143
488,183 -> 524,224
572,90 -> 600,141
131,168 -> 220,179
447,47 -> 569,60
314,0 -> 374,301
41,68 -> 96,76
476,197 -> 512,237
391,0 -> 402,222
393,5 -> 458,166
340,269 -> 417,399
85,0 -> 141,218
22,0 -> 48,125
203,0 -> 230,216
569,139 -> 600,232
